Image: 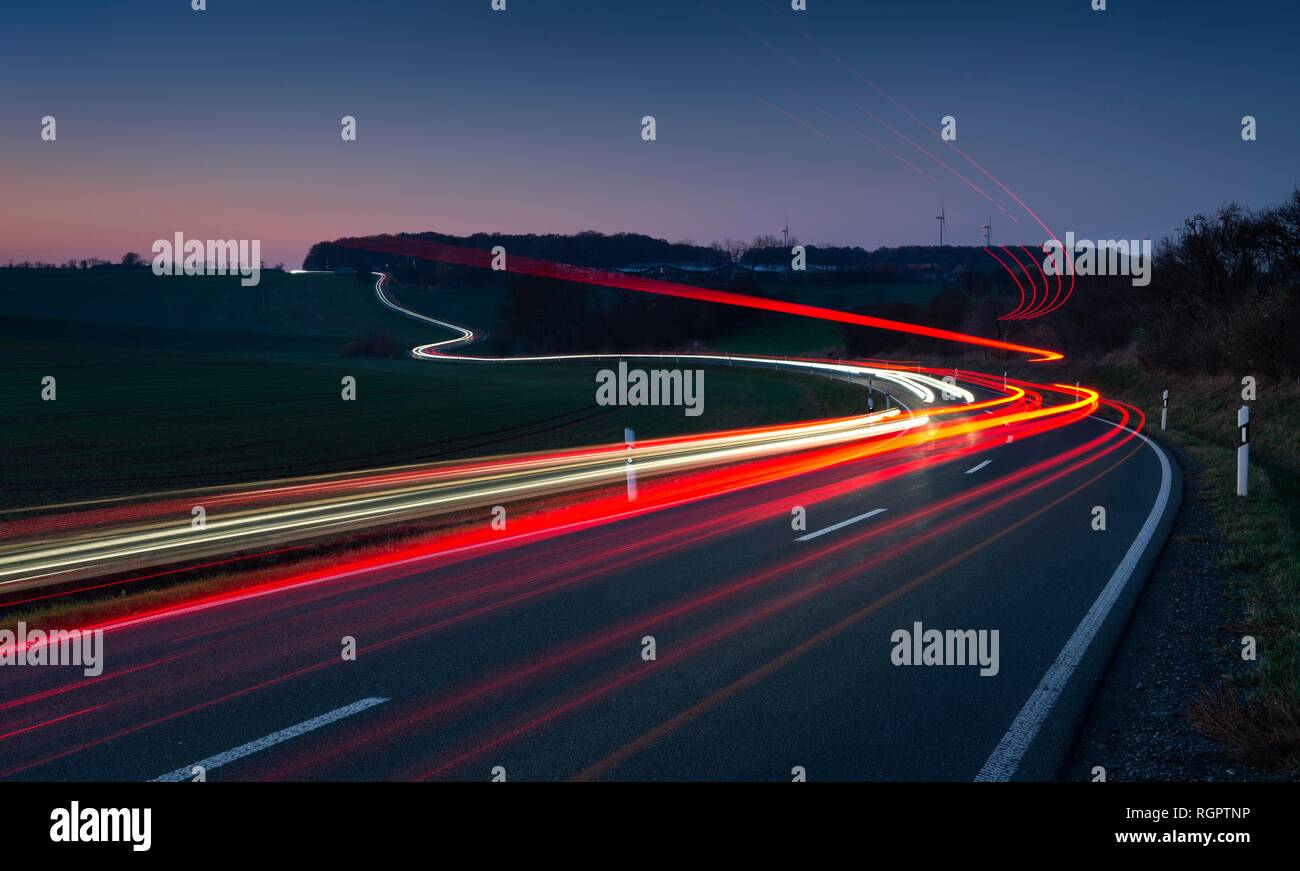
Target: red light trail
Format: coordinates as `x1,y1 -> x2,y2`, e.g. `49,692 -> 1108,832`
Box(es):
0,243 -> 1160,786
0,242 -> 1132,785
336,237 -> 1065,361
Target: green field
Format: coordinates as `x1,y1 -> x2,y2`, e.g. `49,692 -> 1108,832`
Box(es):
0,268 -> 432,348
0,269 -> 865,509
704,283 -> 939,357
755,279 -> 942,309
390,281 -> 509,338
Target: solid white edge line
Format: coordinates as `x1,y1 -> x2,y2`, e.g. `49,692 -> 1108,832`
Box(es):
965,460 -> 992,474
150,696 -> 389,782
974,418 -> 1172,781
795,508 -> 887,542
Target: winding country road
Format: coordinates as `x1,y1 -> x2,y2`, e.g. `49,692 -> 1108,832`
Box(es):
0,271 -> 1178,781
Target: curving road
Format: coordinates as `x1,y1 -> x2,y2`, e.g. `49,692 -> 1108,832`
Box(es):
0,271 -> 1178,781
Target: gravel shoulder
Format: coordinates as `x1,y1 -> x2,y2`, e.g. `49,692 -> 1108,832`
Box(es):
1064,440 -> 1284,782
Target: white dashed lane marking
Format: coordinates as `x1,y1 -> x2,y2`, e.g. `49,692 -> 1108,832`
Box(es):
150,697 -> 389,782
796,508 -> 887,542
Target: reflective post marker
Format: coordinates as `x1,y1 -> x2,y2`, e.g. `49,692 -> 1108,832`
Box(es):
624,426 -> 638,501
1237,406 -> 1250,497
1161,389 -> 1168,431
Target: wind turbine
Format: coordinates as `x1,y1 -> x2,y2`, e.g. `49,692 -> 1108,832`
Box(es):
781,217 -> 789,249
936,206 -> 946,247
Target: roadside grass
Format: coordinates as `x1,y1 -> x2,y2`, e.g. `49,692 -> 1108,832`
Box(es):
1182,435 -> 1300,769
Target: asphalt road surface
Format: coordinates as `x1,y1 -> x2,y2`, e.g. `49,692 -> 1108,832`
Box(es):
0,385 -> 1178,782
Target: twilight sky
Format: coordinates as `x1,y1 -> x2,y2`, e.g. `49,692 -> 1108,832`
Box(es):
2,0 -> 1296,268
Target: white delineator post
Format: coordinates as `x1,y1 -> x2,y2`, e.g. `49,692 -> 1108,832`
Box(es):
1161,389 -> 1168,431
624,426 -> 638,501
1237,406 -> 1250,497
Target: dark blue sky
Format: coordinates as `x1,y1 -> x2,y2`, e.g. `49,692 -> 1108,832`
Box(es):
3,0 -> 1296,266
